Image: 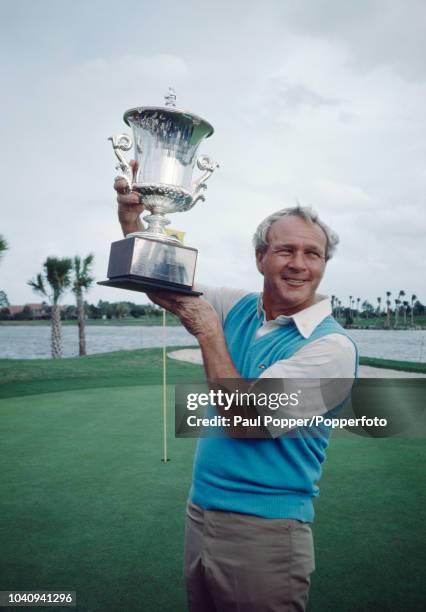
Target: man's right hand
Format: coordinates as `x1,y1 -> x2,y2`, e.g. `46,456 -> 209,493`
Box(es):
114,160 -> 145,236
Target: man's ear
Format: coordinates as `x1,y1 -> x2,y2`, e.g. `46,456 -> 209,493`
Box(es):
255,249 -> 265,275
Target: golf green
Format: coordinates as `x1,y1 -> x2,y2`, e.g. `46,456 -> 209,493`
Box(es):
1,379 -> 425,611
0,385 -> 195,611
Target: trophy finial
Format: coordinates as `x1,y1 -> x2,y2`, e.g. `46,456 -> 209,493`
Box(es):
164,87 -> 177,107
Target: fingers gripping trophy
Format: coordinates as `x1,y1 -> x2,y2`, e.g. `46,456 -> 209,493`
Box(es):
98,89 -> 218,296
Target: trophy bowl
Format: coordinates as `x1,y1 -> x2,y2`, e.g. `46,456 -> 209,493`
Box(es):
99,91 -> 218,295
109,97 -> 218,243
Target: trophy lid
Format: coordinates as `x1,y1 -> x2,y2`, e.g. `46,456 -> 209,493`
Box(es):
124,106 -> 214,138
123,89 -> 214,138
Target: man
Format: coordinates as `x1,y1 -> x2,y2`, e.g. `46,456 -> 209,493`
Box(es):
115,176 -> 358,611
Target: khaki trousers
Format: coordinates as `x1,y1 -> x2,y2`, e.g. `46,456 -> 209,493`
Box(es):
184,501 -> 315,612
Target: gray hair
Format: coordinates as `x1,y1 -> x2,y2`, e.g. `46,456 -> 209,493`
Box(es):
253,205 -> 339,261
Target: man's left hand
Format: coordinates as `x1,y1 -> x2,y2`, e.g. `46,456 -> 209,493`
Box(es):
147,292 -> 222,339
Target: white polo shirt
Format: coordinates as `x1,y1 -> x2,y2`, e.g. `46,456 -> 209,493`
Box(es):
194,285 -> 357,434
196,284 -> 357,380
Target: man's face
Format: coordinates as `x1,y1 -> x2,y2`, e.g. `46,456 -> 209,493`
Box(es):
256,215 -> 327,316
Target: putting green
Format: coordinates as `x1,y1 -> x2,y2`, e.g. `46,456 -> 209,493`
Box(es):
0,385 -> 195,611
1,383 -> 425,611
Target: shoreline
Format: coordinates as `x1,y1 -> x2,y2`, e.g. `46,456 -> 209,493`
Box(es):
0,320 -> 424,330
167,348 -> 426,377
0,319 -> 181,327
0,347 -> 425,373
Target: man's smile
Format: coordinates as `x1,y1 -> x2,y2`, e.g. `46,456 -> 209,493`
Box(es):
282,278 -> 310,286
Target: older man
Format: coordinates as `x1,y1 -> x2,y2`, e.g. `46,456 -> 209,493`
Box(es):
115,177 -> 358,612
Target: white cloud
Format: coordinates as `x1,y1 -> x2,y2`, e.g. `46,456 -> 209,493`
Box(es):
0,1 -> 425,309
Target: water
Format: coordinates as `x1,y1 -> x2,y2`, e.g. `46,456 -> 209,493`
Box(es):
0,325 -> 197,360
0,326 -> 425,362
347,329 -> 426,363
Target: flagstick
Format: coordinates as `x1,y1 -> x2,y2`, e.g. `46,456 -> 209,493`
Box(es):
161,227 -> 184,462
162,308 -> 169,462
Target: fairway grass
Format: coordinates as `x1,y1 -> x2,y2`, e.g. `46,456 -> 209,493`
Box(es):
1,352 -> 425,610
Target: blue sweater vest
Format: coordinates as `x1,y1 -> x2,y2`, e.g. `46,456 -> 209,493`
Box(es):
190,293 -> 358,522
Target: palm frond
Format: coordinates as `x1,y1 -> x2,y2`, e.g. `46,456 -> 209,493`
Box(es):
28,273 -> 48,298
0,234 -> 8,259
44,257 -> 72,304
72,253 -> 95,293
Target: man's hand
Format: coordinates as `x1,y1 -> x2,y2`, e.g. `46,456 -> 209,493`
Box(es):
114,160 -> 144,236
147,292 -> 222,339
148,292 -> 267,437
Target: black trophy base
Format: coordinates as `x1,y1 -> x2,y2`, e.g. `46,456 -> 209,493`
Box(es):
99,235 -> 201,296
97,275 -> 202,296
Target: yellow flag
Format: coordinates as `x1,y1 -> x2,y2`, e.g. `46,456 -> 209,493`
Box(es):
165,228 -> 185,244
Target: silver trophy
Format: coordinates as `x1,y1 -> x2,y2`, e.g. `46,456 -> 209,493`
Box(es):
98,89 -> 218,295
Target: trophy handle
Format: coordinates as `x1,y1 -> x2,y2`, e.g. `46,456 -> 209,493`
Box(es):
191,155 -> 219,207
109,133 -> 134,188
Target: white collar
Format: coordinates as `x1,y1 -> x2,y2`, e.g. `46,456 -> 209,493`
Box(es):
256,293 -> 332,339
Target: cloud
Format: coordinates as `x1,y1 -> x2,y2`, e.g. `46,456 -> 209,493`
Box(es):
264,78 -> 343,112
315,179 -> 376,211
276,0 -> 426,80
62,53 -> 189,91
1,2 -> 425,308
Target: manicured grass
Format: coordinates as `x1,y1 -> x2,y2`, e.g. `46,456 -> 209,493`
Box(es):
359,356 -> 426,373
1,349 -> 425,402
0,348 -> 203,399
1,351 -> 425,610
312,435 -> 426,612
0,385 -> 195,611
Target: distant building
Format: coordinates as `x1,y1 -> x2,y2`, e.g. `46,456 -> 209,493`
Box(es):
6,303 -> 51,319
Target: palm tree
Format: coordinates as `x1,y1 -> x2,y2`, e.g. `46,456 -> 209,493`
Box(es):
411,294 -> 417,327
0,290 -> 8,308
396,290 -> 405,328
333,296 -> 340,319
0,237 -> 9,313
28,257 -> 72,358
0,235 -> 8,261
376,297 -> 382,317
402,300 -> 409,326
349,296 -> 353,319
386,291 -> 391,327
72,254 -> 94,356
356,297 -> 361,324
394,298 -> 401,328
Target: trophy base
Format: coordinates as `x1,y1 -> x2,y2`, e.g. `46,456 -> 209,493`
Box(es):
99,235 -> 201,296
97,276 -> 202,296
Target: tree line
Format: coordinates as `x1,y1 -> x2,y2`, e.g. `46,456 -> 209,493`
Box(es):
331,292 -> 425,328
0,238 -> 165,359
1,235 -> 424,361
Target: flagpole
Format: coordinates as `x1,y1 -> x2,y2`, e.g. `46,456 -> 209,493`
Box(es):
162,307 -> 169,462
161,227 -> 185,463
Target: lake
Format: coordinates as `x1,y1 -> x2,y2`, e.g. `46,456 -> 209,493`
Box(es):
0,326 -> 425,362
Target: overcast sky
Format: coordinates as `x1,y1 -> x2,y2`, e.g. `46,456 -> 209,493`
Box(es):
1,0 -> 425,308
